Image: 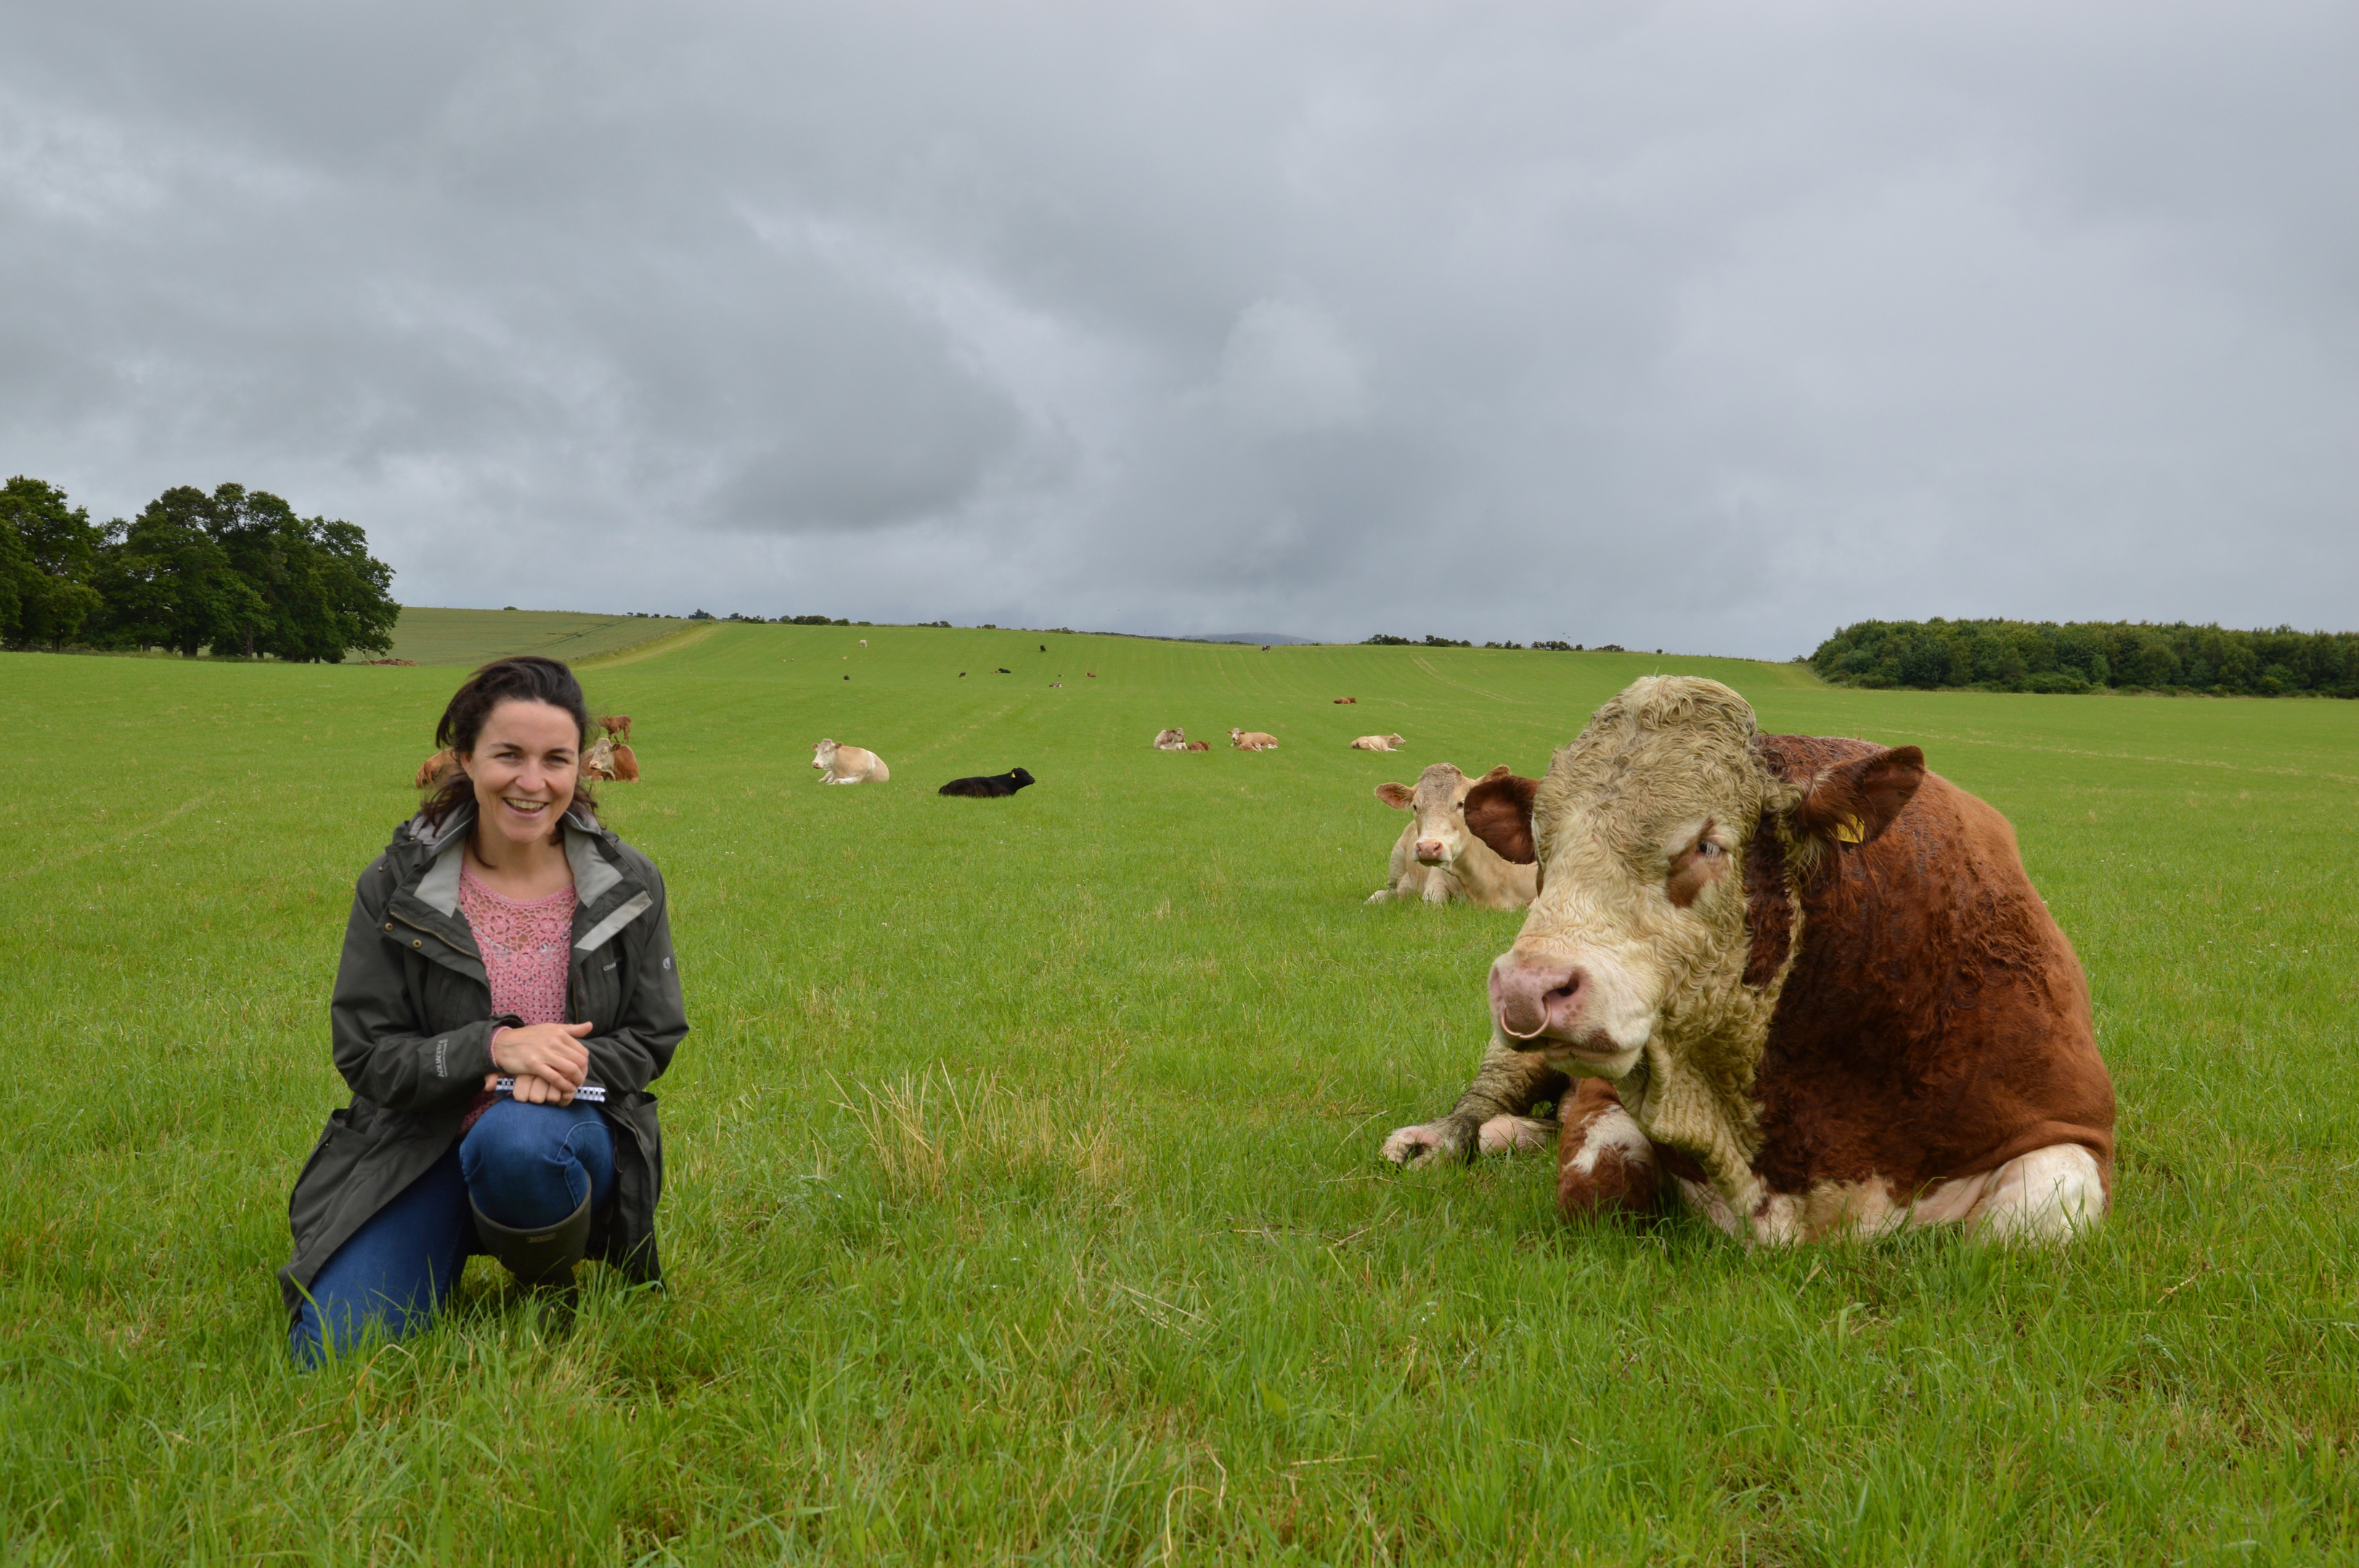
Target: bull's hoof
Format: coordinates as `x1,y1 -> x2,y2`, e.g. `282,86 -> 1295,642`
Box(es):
1477,1114 -> 1557,1156
1380,1121 -> 1470,1167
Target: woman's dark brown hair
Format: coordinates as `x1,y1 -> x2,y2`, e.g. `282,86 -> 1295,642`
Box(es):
419,656 -> 596,829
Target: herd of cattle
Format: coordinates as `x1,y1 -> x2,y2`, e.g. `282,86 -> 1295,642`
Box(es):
1150,725 -> 1405,752
795,677 -> 2118,1246
413,674 -> 2118,1248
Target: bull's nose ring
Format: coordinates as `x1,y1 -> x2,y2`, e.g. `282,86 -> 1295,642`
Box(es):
1499,1013 -> 1550,1041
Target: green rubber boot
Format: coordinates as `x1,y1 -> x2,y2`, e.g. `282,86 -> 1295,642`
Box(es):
472,1194 -> 592,1290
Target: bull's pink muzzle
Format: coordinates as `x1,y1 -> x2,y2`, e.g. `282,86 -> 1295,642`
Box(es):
1488,952 -> 1587,1042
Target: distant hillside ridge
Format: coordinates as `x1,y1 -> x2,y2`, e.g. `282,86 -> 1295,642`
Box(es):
386,605 -> 692,666
1812,618 -> 2359,697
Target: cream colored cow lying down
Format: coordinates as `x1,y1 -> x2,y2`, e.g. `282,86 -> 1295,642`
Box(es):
1368,763 -> 1537,910
812,738 -> 889,783
1350,734 -> 1406,751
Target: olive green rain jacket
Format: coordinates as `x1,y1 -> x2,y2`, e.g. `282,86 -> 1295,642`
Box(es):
279,802 -> 688,1322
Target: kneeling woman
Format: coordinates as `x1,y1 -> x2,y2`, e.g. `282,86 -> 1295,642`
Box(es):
282,656 -> 687,1363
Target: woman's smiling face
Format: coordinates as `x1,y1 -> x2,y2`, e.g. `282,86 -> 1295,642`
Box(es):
462,699 -> 580,846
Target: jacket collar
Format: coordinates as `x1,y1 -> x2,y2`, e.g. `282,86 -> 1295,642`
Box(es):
396,802 -> 643,953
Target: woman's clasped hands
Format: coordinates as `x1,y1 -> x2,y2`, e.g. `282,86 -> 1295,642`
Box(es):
489,1020 -> 596,1105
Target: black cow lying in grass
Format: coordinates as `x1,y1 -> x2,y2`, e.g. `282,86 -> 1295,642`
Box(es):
938,768 -> 1037,798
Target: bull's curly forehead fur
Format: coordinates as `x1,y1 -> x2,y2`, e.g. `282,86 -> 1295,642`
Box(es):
1536,677 -> 1776,856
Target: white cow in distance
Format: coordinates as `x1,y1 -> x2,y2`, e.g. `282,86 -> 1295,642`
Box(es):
813,739 -> 890,784
1368,763 -> 1536,910
1350,734 -> 1406,751
1230,728 -> 1279,751
1153,728 -> 1189,751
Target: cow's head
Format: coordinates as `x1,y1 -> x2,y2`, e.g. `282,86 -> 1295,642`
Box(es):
1374,762 -> 1506,867
811,739 -> 838,770
1463,677 -> 1923,1079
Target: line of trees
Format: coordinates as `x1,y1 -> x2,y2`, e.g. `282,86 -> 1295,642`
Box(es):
0,477 -> 399,661
1811,618 -> 2359,698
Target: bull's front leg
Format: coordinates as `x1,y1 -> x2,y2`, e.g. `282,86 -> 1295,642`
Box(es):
1555,1077 -> 1664,1222
1381,1039 -> 1568,1167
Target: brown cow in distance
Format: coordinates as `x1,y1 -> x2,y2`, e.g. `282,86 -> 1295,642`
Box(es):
580,736 -> 643,783
597,714 -> 632,742
414,748 -> 458,790
1183,740 -> 1211,751
1382,676 -> 2114,1246
1334,696 -> 1357,705
1229,728 -> 1279,751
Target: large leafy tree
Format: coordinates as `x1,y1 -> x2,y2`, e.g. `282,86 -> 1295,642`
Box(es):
298,515 -> 400,661
199,484 -> 399,661
90,498 -> 266,656
0,477 -> 106,648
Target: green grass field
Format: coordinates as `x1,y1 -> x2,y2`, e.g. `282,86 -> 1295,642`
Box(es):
386,606 -> 697,666
4,626 -> 2356,1563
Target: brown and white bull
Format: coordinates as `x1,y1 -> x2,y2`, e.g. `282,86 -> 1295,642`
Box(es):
1367,764 -> 1539,911
1381,677 -> 2115,1244
582,736 -> 640,782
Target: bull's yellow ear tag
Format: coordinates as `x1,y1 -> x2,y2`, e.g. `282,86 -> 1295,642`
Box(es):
1833,815 -> 1866,845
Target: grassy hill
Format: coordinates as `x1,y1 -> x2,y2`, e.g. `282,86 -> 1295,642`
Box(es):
1,626 -> 2354,1560
385,605 -> 696,666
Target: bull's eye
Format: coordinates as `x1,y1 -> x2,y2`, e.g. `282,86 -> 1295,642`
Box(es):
1663,830 -> 1728,910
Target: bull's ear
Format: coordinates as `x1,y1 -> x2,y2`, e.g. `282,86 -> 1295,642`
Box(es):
1462,772 -> 1540,864
1374,782 -> 1414,809
1793,746 -> 1924,849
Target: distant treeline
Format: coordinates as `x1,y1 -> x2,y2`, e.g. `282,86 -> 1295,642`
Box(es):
1812,618 -> 2359,698
1,477 -> 399,661
1364,634 -> 1626,652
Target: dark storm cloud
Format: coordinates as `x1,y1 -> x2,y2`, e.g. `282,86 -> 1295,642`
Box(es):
3,1 -> 2352,653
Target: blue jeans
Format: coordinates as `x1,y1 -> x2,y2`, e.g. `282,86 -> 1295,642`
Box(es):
290,1099 -> 614,1365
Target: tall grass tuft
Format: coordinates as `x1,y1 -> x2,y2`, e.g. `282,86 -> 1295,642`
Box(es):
836,1067 -> 1119,1202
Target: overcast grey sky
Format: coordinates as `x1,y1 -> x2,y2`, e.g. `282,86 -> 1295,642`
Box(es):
4,1 -> 2352,656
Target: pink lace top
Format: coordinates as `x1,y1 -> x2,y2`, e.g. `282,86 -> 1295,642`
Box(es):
459,864 -> 576,1127
461,864 -> 577,1024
